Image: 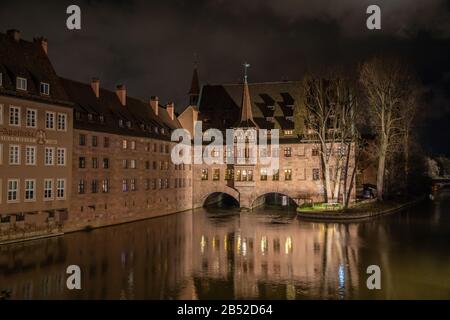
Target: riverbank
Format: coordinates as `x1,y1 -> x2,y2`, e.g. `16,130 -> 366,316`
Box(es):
296,197 -> 424,221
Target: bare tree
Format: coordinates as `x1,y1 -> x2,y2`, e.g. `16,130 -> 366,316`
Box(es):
359,57 -> 414,200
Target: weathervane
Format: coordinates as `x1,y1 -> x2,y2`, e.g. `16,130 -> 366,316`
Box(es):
243,62 -> 251,82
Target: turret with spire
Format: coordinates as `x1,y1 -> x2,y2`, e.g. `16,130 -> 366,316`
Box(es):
188,63 -> 200,106
236,62 -> 258,128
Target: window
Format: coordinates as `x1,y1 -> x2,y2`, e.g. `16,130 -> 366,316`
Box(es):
92,136 -> 98,147
213,168 -> 220,181
102,179 -> 109,193
103,137 -> 110,148
152,179 -> 157,190
122,159 -> 128,169
7,179 -> 19,202
25,179 -> 35,201
92,157 -> 98,169
56,148 -> 66,166
130,159 -> 137,169
44,179 -> 53,200
78,180 -> 85,194
313,168 -> 320,181
79,134 -> 86,146
79,157 -> 86,168
16,77 -> 27,90
284,169 -> 292,181
130,141 -> 136,150
225,169 -> 234,180
26,109 -> 37,128
9,145 -> 20,165
152,161 -> 157,170
160,144 -> 164,153
165,145 -> 169,153
9,106 -> 20,126
40,82 -> 50,95
260,168 -> 268,181
153,144 -> 157,152
57,113 -> 67,131
99,115 -> 105,123
284,130 -> 293,136
56,179 -> 66,199
25,146 -> 36,165
312,148 -> 319,156
103,158 -> 109,169
130,178 -> 136,191
201,169 -> 208,180
122,140 -> 127,149
272,169 -> 280,181
91,180 -> 98,193
0,104 -> 3,124
122,179 -> 128,192
119,119 -> 124,127
45,112 -> 55,129
45,147 -> 54,165
88,113 -> 93,121
145,161 -> 150,170
284,147 -> 292,157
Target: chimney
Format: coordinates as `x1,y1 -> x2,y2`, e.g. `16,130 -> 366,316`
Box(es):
91,78 -> 100,98
166,102 -> 175,120
150,96 -> 159,116
34,37 -> 48,55
7,29 -> 21,42
116,84 -> 126,106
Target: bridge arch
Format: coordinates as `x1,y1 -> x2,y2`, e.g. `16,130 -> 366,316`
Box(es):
251,192 -> 298,209
197,185 -> 240,208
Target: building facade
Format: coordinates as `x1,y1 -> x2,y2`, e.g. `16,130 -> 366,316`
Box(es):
0,30 -> 73,242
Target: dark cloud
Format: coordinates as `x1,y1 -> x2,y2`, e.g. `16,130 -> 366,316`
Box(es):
0,0 -> 449,153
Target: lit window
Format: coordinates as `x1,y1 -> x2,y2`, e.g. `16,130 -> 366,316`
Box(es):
130,159 -> 137,169
25,146 -> 36,165
7,179 -> 19,202
272,169 -> 280,181
122,140 -> 127,149
56,179 -> 66,199
284,147 -> 292,157
44,179 -> 53,200
284,130 -> 293,136
284,169 -> 292,181
130,140 -> 136,150
16,77 -> 27,91
45,112 -> 55,129
130,178 -> 136,191
260,169 -> 268,181
9,106 -> 20,126
26,109 -> 37,128
40,82 -> 50,95
201,169 -> 208,180
78,180 -> 85,194
122,179 -> 128,192
25,179 -> 35,201
213,168 -> 220,181
102,179 -> 109,193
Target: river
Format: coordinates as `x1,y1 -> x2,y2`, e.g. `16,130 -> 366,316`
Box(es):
1,191 -> 450,299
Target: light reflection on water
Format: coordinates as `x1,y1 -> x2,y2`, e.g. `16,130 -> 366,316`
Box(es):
1,192 -> 450,299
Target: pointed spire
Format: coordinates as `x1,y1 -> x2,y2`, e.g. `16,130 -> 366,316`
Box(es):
188,62 -> 200,106
237,62 -> 257,128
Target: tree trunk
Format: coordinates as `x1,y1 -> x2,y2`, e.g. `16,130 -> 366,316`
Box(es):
321,150 -> 332,203
377,144 -> 387,201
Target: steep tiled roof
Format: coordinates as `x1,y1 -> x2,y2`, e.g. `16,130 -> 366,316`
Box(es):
0,31 -> 71,106
60,77 -> 181,140
199,81 -> 304,132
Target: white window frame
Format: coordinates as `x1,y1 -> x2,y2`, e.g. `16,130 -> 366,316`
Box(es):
44,179 -> 53,200
40,82 -> 50,95
24,179 -> 36,202
7,179 -> 19,203
45,111 -> 55,130
57,113 -> 67,131
25,145 -> 36,166
45,147 -> 54,166
56,148 -> 66,166
9,144 -> 20,165
56,179 -> 66,200
9,106 -> 20,126
16,77 -> 27,91
26,108 -> 37,128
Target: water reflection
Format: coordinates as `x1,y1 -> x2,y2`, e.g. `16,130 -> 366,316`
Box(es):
1,193 -> 450,299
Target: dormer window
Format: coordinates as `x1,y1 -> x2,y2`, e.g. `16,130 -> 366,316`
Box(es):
154,126 -> 158,133
99,115 -> 104,123
284,130 -> 294,136
75,111 -> 81,120
40,82 -> 50,95
126,121 -> 131,128
119,119 -> 124,127
286,104 -> 294,108
88,113 -> 93,121
286,116 -> 294,121
16,77 -> 27,91
161,128 -> 165,134
267,105 -> 274,110
140,123 -> 145,131
266,117 -> 274,122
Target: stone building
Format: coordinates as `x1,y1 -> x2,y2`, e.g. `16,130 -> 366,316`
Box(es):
0,30 -> 73,242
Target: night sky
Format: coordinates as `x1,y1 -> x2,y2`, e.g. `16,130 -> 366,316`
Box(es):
0,0 -> 449,154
